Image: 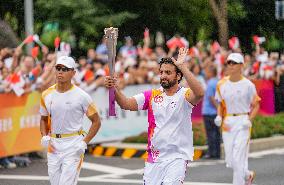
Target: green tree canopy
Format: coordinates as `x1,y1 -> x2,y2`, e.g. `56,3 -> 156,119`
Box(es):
1,0 -> 284,53
35,0 -> 137,54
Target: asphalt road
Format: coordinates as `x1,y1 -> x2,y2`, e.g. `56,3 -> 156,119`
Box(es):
0,148 -> 284,185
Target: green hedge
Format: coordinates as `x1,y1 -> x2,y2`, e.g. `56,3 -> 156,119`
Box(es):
192,123 -> 207,146
251,113 -> 284,138
123,113 -> 284,146
123,132 -> 148,143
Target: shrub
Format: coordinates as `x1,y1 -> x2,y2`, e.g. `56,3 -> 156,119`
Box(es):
251,113 -> 284,138
192,123 -> 207,146
122,132 -> 148,143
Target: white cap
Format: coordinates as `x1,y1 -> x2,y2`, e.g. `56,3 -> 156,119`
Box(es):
56,56 -> 76,69
227,53 -> 244,64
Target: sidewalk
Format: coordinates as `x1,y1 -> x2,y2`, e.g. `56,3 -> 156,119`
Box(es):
87,135 -> 284,160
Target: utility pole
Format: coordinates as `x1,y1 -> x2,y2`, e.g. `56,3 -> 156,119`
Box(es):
276,1 -> 284,52
24,0 -> 34,54
276,1 -> 284,20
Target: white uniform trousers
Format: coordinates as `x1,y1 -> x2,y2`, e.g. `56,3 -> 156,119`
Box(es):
222,115 -> 252,185
47,135 -> 84,185
143,158 -> 188,185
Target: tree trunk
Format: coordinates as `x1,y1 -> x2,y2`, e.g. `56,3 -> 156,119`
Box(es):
0,19 -> 18,49
218,18 -> 228,48
209,0 -> 228,49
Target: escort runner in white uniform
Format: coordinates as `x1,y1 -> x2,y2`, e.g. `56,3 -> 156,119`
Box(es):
39,56 -> 101,185
215,53 -> 260,185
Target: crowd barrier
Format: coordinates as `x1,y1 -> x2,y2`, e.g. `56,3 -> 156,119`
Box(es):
0,92 -> 42,157
0,80 -> 275,157
253,80 -> 275,115
191,79 -> 275,121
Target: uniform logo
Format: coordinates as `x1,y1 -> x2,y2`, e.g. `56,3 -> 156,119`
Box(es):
154,96 -> 163,103
170,101 -> 177,108
150,145 -> 160,161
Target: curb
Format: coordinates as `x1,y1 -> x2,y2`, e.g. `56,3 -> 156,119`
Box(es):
90,146 -> 148,159
87,135 -> 284,160
88,145 -> 205,160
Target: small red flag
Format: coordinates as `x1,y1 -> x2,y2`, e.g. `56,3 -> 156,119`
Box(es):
166,36 -> 189,49
228,37 -> 239,49
212,41 -> 221,53
31,68 -> 40,77
253,35 -> 266,45
54,36 -> 61,48
189,47 -> 199,57
23,35 -> 34,44
7,73 -> 21,84
252,61 -> 260,73
31,46 -> 39,58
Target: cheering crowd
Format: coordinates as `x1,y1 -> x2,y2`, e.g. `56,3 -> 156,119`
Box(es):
0,31 -> 284,105
1,31 -> 284,171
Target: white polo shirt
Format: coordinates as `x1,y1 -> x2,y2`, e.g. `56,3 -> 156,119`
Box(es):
134,87 -> 194,163
215,76 -> 260,115
39,84 -> 97,134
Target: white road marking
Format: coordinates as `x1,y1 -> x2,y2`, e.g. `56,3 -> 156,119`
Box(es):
0,175 -> 49,180
0,175 -> 233,185
248,148 -> 284,158
189,160 -> 224,167
184,183 -> 232,185
80,168 -> 144,180
188,147 -> 284,167
82,161 -> 133,174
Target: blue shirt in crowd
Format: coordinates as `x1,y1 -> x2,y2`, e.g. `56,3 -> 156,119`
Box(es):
96,44 -> 108,55
202,77 -> 218,115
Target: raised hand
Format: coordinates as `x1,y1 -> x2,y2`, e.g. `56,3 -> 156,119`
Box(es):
171,47 -> 188,67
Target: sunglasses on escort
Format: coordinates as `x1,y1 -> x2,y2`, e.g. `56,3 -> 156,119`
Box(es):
227,60 -> 240,66
55,66 -> 74,72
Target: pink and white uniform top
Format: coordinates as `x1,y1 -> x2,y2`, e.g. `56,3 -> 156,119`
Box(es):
134,87 -> 194,163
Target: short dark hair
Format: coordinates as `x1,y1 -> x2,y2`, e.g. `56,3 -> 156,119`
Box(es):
207,65 -> 217,77
159,57 -> 183,83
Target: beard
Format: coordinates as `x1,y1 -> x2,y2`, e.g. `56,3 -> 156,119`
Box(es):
160,78 -> 178,89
